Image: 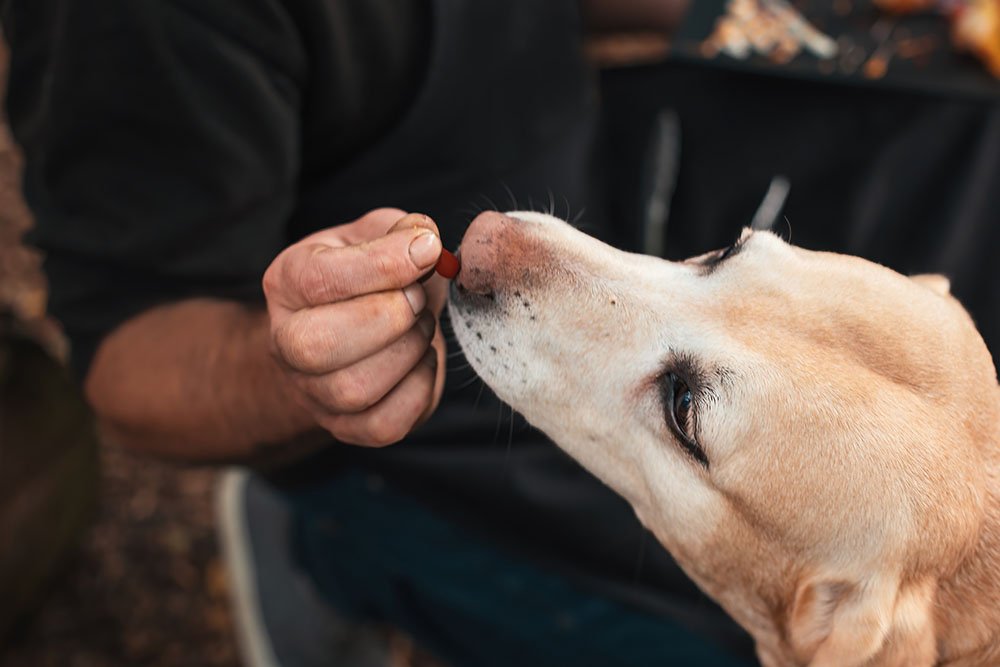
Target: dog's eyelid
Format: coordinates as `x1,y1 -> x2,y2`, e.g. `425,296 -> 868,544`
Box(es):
656,368 -> 710,468
701,230 -> 753,273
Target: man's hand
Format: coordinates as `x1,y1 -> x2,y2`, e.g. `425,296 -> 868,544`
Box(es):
263,208 -> 448,447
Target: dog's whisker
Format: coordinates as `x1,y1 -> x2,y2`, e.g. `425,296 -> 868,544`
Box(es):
493,402 -> 505,446
501,181 -> 518,211
547,188 -> 556,216
448,373 -> 484,393
481,193 -> 500,213
459,203 -> 484,219
472,380 -> 487,410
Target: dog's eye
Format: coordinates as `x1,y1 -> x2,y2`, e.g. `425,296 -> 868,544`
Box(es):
667,373 -> 709,467
673,379 -> 692,430
671,374 -> 694,439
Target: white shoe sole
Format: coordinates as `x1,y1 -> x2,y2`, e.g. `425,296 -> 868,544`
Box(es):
216,467 -> 282,667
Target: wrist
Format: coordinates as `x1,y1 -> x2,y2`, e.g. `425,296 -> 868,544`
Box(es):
229,305 -> 319,444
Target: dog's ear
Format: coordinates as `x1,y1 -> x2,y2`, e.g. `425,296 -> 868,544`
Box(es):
787,574 -> 937,667
911,273 -> 951,296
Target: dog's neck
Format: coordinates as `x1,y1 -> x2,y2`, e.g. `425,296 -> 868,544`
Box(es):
935,388 -> 1000,666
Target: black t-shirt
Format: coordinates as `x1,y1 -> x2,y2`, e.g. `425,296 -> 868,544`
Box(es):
2,0 -> 430,375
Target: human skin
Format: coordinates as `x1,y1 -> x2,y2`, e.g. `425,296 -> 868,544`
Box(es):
85,209 -> 448,462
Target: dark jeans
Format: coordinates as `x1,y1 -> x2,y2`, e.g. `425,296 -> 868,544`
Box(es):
286,469 -> 756,667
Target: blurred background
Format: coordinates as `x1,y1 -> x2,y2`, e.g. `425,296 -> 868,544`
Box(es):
0,40 -> 238,667
1,2 -> 998,666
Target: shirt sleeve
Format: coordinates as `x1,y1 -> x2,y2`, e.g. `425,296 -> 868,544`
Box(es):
2,0 -> 305,378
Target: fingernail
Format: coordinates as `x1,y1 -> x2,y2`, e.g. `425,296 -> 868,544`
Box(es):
421,347 -> 438,371
417,312 -> 436,338
403,284 -> 426,314
409,232 -> 441,269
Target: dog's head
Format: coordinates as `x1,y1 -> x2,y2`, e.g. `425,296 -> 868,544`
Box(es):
448,211 -> 1000,666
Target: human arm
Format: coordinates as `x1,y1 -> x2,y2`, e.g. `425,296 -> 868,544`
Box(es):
86,209 -> 448,463
85,298 -> 312,462
3,1 -> 446,463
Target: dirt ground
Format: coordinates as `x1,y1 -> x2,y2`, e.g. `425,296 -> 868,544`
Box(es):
0,449 -> 239,667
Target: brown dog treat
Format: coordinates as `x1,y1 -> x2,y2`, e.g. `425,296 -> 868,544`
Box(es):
435,248 -> 460,279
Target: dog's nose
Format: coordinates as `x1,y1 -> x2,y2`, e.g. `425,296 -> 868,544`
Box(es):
454,211 -> 518,295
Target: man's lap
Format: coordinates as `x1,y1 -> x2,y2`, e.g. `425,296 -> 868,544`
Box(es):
282,468 -> 754,667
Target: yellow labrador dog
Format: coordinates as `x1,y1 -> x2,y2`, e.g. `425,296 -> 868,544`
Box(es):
448,211 -> 1000,667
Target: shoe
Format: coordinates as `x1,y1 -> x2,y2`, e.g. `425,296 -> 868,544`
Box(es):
215,467 -> 391,667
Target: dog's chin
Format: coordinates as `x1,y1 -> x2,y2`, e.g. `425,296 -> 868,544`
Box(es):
447,283 -> 522,403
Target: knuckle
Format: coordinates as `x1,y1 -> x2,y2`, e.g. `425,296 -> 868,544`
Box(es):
371,249 -> 409,282
330,372 -> 372,413
315,414 -> 357,444
261,262 -> 281,299
294,245 -> 351,304
386,293 -> 420,332
296,257 -> 333,303
356,292 -> 414,339
273,322 -> 311,370
365,419 -> 408,448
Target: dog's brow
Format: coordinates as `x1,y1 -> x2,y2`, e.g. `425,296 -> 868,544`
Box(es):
701,230 -> 753,275
715,366 -> 738,389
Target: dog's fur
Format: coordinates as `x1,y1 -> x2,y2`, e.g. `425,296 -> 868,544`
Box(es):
448,211 -> 1000,667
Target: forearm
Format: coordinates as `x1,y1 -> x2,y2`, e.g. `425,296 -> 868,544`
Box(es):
581,0 -> 690,33
85,298 -> 318,462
